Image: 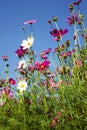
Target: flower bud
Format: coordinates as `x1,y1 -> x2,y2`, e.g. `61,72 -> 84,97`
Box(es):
69,3 -> 74,10
53,16 -> 58,22
48,20 -> 52,24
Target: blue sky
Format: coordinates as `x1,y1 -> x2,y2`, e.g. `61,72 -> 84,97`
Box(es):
0,0 -> 87,78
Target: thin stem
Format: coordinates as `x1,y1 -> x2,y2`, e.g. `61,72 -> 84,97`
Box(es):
30,24 -> 33,35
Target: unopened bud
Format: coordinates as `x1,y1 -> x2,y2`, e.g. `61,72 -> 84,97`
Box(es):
69,3 -> 74,10
53,16 -> 58,22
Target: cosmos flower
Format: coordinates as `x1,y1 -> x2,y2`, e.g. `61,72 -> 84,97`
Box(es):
17,59 -> 27,69
28,65 -> 35,71
17,80 -> 27,92
75,59 -> 82,67
21,36 -> 34,49
3,87 -> 14,99
24,20 -> 36,24
15,47 -> 24,57
43,48 -> 52,54
1,55 -> 8,61
50,29 -> 68,37
35,60 -> 50,71
73,0 -> 82,5
8,78 -> 16,85
40,48 -> 52,59
66,14 -> 82,25
15,46 -> 28,58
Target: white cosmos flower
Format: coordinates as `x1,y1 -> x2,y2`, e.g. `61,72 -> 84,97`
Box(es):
17,80 -> 27,92
21,35 -> 34,49
17,59 -> 26,69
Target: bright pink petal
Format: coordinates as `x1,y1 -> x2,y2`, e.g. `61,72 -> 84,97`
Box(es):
24,20 -> 36,24
62,29 -> 68,35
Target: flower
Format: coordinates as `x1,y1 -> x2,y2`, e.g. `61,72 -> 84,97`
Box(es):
43,48 -> 52,54
9,78 -> 16,85
75,59 -> 82,67
17,59 -> 27,69
24,20 -> 36,24
15,46 -> 28,58
28,65 -> 35,71
40,48 -> 52,59
21,36 -> 34,49
53,16 -> 58,22
50,29 -> 68,37
66,14 -> 82,25
69,3 -> 74,10
1,55 -> 8,61
35,60 -> 50,71
15,47 -> 24,57
73,0 -> 82,5
17,80 -> 27,92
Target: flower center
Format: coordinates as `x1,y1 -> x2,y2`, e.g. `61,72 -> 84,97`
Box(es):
28,42 -> 31,46
21,84 -> 25,88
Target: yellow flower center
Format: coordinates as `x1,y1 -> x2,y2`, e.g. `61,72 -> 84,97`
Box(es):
21,84 -> 25,88
28,42 -> 31,46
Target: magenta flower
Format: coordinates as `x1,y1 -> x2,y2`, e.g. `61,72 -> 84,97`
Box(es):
40,48 -> 52,59
43,48 -> 52,54
24,20 -> 36,24
35,60 -> 50,71
40,54 -> 48,60
15,47 -> 24,57
60,50 -> 75,58
9,78 -> 16,85
73,0 -> 82,5
66,14 -> 82,25
50,29 -> 68,37
15,46 -> 28,58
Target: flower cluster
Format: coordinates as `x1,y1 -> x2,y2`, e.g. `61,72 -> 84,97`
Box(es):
0,0 -> 87,129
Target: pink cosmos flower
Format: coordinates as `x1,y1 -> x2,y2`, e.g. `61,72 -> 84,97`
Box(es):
35,60 -> 50,71
40,48 -> 52,60
1,55 -> 8,61
73,0 -> 82,5
15,47 -> 24,57
75,59 -> 82,67
66,14 -> 82,25
24,20 -> 36,24
40,54 -> 48,60
28,65 -> 35,71
60,50 -> 75,58
50,29 -> 68,37
4,87 -> 14,99
9,78 -> 16,85
15,46 -> 28,58
43,48 -> 52,54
